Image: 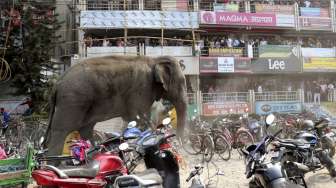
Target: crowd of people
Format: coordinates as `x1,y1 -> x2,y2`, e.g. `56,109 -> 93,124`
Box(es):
83,35 -> 193,48
305,80 -> 336,104
198,35 -> 336,55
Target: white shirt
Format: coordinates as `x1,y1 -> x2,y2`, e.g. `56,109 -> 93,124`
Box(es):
226,38 -> 233,47
304,1 -> 311,7
258,86 -> 262,93
328,84 -> 334,90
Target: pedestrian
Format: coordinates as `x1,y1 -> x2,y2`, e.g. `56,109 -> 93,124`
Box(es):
20,97 -> 33,116
320,81 -> 328,102
0,108 -> 10,136
328,82 -> 334,102
313,81 -> 321,105
306,81 -> 313,103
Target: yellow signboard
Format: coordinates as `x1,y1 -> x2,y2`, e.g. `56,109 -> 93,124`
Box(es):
304,58 -> 336,71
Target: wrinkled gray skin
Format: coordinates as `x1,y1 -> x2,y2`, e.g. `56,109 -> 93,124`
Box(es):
45,55 -> 187,156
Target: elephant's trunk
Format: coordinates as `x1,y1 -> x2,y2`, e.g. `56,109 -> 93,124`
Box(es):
174,94 -> 188,138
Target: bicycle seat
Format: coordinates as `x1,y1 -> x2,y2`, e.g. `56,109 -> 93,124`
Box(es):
47,160 -> 100,178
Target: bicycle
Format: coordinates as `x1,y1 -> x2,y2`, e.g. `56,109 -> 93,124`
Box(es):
182,119 -> 215,163
213,117 -> 254,157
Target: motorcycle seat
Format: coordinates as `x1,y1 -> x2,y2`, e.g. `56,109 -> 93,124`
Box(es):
135,169 -> 163,184
60,161 -> 100,178
115,169 -> 163,187
278,139 -> 310,150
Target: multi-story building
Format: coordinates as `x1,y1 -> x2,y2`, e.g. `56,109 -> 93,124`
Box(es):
72,0 -> 336,117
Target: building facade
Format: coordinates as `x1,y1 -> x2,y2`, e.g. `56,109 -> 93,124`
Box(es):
71,0 -> 336,116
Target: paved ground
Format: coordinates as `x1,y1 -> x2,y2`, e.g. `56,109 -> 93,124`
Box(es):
94,118 -> 336,188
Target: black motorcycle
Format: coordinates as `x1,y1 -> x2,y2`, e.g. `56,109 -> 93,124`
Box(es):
242,114 -> 302,188
271,118 -> 336,187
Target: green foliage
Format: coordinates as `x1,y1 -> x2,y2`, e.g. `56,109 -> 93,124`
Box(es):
2,0 -> 61,112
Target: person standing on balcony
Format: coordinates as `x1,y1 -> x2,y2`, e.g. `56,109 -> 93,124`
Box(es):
102,37 -> 109,47
313,81 -> 321,105
304,0 -> 311,7
306,81 -> 313,103
226,36 -> 233,48
328,82 -> 334,102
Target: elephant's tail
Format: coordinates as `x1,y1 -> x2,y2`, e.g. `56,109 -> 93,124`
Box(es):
44,86 -> 57,146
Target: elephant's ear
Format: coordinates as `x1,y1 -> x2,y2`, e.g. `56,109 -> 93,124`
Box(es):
154,56 -> 175,92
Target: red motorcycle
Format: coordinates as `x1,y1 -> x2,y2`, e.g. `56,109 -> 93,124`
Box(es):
32,136 -> 131,188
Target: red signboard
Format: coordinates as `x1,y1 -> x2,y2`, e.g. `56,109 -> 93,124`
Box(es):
201,11 -> 276,27
202,102 -> 249,116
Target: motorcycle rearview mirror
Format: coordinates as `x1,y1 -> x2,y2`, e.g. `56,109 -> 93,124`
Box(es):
39,136 -> 45,147
162,117 -> 171,126
119,143 -> 129,151
265,114 -> 276,127
127,121 -> 137,128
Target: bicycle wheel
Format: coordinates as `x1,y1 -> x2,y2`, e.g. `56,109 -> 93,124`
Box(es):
202,134 -> 215,163
188,133 -> 203,155
214,135 -> 231,161
236,130 -> 254,149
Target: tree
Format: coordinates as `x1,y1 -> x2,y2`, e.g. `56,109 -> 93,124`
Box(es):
1,0 -> 62,112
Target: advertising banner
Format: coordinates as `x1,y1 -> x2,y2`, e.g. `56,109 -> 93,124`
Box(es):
234,58 -> 251,73
300,7 -> 329,17
255,4 -> 294,15
218,57 -> 234,73
80,10 -> 198,29
303,58 -> 336,72
175,57 -> 199,75
299,17 -> 332,30
161,0 -> 189,11
0,100 -> 28,115
202,102 -> 249,116
276,14 -> 295,27
146,46 -> 193,57
200,57 -> 252,73
252,55 -> 301,73
255,101 -> 302,115
200,57 -> 218,73
301,48 -> 335,58
200,11 -> 276,26
258,45 -> 297,58
209,47 -> 243,57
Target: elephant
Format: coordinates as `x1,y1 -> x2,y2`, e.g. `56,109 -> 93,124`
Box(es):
45,55 -> 188,156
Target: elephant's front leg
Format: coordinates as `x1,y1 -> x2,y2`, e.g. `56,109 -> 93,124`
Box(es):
79,124 -> 95,145
47,129 -> 70,157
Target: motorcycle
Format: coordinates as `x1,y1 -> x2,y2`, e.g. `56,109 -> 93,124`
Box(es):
102,117 -> 181,188
68,138 -> 91,165
186,165 -> 224,188
32,135 -> 164,188
242,114 -> 302,188
271,117 -> 336,187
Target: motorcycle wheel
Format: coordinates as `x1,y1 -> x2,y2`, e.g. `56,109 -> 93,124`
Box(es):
214,135 -> 231,161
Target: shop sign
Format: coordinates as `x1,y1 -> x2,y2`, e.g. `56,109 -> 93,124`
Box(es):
218,57 -> 234,73
255,4 -> 294,15
252,55 -> 301,73
259,45 -> 297,58
303,58 -> 336,72
202,102 -> 249,116
209,47 -> 243,57
199,57 -> 218,73
200,11 -> 276,26
255,101 -> 302,115
234,57 -> 251,73
80,10 -> 198,29
175,56 -> 199,75
301,48 -> 335,58
299,17 -> 332,30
